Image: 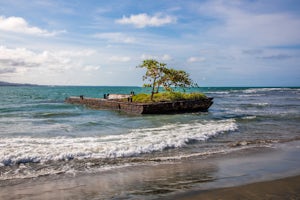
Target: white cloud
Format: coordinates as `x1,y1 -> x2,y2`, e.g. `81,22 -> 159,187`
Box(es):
162,54 -> 172,61
0,67 -> 17,74
0,46 -> 96,74
108,56 -> 131,62
141,54 -> 172,61
93,32 -> 135,43
116,13 -> 176,28
0,16 -> 66,37
55,49 -> 96,57
141,54 -> 155,60
200,1 -> 300,46
187,57 -> 206,63
224,13 -> 300,46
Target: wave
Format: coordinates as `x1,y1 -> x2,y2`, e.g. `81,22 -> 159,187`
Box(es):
241,116 -> 257,120
242,88 -> 298,94
33,112 -> 79,118
237,94 -> 265,97
206,91 -> 230,95
0,119 -> 238,167
240,103 -> 269,108
228,137 -> 300,148
252,103 -> 269,106
205,88 -> 299,97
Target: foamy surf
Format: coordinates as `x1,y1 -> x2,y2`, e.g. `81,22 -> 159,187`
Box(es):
0,119 -> 237,167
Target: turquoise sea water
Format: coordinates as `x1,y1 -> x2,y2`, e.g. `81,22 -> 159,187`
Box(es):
0,86 -> 300,198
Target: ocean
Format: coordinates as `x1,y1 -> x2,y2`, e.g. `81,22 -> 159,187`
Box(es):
0,86 -> 300,199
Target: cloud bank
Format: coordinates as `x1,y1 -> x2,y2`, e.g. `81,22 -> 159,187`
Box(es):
0,46 -> 96,74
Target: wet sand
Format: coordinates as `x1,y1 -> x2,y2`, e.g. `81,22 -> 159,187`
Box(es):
173,175 -> 300,200
1,141 -> 300,200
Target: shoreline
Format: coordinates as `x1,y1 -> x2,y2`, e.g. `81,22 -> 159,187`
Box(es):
165,141 -> 300,200
172,175 -> 300,200
1,141 -> 300,199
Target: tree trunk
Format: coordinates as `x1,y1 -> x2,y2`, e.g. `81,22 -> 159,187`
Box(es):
151,77 -> 156,101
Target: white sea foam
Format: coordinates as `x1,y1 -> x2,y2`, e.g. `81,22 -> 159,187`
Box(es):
241,116 -> 257,120
238,94 -> 264,97
252,103 -> 269,106
0,119 -> 238,166
242,88 -> 293,94
207,91 -> 230,95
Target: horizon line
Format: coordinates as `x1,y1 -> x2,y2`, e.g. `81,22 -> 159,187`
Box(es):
1,81 -> 299,88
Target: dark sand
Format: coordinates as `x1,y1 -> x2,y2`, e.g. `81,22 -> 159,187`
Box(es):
173,175 -> 300,200
1,141 -> 300,199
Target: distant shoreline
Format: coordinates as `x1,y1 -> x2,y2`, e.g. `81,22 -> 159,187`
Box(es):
0,81 -> 38,87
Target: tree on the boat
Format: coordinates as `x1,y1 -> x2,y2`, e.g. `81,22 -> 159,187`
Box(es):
138,59 -> 198,100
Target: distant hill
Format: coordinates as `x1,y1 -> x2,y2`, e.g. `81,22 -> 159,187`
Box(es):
0,81 -> 38,86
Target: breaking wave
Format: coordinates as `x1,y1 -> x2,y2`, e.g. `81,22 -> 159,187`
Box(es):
0,119 -> 237,167
242,88 -> 298,94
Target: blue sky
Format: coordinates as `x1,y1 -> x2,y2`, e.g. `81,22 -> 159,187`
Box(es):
0,0 -> 299,86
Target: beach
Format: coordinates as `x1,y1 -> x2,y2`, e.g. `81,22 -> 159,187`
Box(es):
169,141 -> 300,200
174,175 -> 300,200
1,86 -> 300,199
1,140 -> 300,200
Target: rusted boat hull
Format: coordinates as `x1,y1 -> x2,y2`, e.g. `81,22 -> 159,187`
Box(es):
65,97 -> 213,114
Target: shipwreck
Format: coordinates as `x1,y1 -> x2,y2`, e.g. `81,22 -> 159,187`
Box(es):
65,94 -> 213,114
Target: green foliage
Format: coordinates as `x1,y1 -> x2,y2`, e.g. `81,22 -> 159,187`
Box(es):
132,93 -> 151,103
132,92 -> 206,103
161,68 -> 198,92
138,59 -> 198,100
138,59 -> 166,100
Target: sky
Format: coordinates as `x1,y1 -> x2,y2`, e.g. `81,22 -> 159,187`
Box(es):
0,0 -> 300,86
